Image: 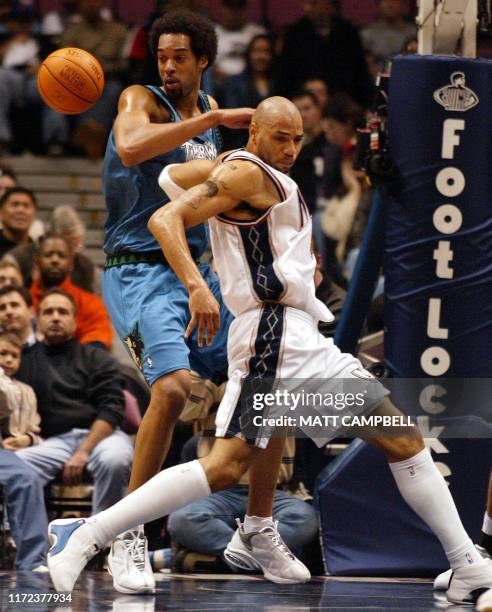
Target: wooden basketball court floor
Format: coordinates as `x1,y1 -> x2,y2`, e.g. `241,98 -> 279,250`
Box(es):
0,570 -> 468,611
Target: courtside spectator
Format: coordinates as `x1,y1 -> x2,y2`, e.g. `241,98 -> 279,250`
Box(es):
0,331 -> 49,572
29,234 -> 112,349
276,0 -> 373,107
0,285 -> 36,347
41,0 -> 112,41
16,289 -> 133,513
0,187 -> 37,259
361,0 -> 416,70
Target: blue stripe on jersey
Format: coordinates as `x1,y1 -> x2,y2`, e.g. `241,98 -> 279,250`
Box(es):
239,222 -> 285,302
232,304 -> 285,442
102,87 -> 221,256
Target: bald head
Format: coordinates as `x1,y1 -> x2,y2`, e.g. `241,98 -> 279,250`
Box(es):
247,97 -> 304,173
252,96 -> 301,128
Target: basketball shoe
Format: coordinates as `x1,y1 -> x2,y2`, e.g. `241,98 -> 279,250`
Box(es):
48,518 -> 100,591
108,527 -> 155,594
434,545 -> 491,590
224,519 -> 311,584
446,562 -> 492,605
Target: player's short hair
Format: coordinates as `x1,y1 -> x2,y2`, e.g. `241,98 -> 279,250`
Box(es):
0,284 -> 32,307
0,186 -> 37,209
0,331 -> 22,350
149,9 -> 218,68
38,287 -> 77,316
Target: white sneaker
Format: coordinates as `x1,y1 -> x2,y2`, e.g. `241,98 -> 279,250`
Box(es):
446,562 -> 492,605
477,588 -> 492,611
32,565 -> 49,573
48,518 -> 99,591
108,527 -> 155,594
434,546 -> 492,590
224,519 -> 311,584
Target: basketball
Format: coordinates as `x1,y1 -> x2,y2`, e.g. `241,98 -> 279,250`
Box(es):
37,47 -> 104,115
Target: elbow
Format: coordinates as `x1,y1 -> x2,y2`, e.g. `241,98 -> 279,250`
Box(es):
116,143 -> 141,167
148,207 -> 171,237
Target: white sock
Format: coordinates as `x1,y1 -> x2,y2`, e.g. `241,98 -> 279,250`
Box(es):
243,515 -> 274,532
390,448 -> 485,570
88,460 -> 211,548
482,512 -> 492,536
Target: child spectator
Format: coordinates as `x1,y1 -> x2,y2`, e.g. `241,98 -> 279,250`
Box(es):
0,330 -> 48,572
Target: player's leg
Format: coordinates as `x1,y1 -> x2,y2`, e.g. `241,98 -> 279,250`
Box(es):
47,436 -> 257,591
358,397 -> 492,605
128,370 -> 191,492
102,263 -> 195,592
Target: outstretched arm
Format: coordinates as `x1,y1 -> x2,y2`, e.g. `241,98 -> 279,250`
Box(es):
114,86 -> 253,166
148,161 -> 266,345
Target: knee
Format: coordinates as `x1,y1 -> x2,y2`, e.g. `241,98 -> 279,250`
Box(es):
149,371 -> 192,418
203,458 -> 248,492
94,450 -> 132,478
168,507 -> 210,539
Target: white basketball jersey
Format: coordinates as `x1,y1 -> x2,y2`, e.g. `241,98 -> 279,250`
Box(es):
209,150 -> 334,323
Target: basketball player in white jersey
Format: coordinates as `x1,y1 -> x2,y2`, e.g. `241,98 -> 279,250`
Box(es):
47,98 -> 492,605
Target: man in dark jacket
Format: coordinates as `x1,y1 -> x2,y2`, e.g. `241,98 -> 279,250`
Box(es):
16,288 -> 133,513
277,0 -> 373,107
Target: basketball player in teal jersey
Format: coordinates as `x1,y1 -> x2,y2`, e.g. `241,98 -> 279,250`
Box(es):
101,10 -> 302,594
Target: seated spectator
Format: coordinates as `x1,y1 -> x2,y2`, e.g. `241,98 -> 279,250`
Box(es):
0,166 -> 44,241
167,376 -> 319,572
29,234 -> 112,349
0,259 -> 23,289
361,0 -> 416,70
276,0 -> 373,107
219,34 -> 275,149
8,205 -> 97,292
0,331 -> 49,571
0,187 -> 37,259
40,0 -> 128,158
0,163 -> 16,197
0,285 -> 36,348
16,289 -> 133,513
213,0 -> 265,85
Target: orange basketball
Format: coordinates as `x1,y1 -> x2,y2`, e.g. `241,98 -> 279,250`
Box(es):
37,47 -> 104,115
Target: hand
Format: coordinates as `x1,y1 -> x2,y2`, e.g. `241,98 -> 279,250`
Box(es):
217,108 -> 254,130
2,435 -> 31,450
63,449 -> 90,485
186,285 -> 221,347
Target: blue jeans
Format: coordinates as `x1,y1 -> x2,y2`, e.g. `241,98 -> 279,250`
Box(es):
168,485 -> 318,557
0,450 -> 48,570
16,428 -> 133,513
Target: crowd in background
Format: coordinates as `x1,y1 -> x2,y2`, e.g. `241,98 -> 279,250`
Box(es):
0,0 -> 420,574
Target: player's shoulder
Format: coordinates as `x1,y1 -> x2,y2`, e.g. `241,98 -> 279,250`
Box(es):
213,157 -> 264,194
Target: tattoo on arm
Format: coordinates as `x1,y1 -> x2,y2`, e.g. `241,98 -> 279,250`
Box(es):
205,180 -> 219,197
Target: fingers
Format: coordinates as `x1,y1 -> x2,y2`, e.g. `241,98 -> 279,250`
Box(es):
185,314 -> 196,339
